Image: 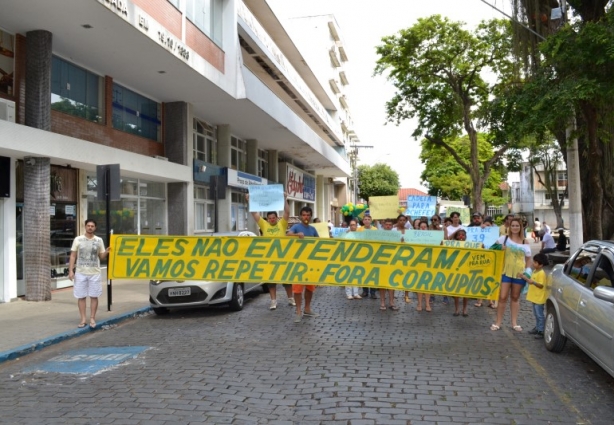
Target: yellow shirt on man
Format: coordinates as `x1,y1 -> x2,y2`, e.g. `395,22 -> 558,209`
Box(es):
258,217 -> 288,237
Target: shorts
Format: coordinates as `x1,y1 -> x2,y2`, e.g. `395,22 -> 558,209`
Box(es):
501,274 -> 526,286
292,284 -> 316,294
73,273 -> 103,298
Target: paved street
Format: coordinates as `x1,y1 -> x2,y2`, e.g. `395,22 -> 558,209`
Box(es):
1,284 -> 614,425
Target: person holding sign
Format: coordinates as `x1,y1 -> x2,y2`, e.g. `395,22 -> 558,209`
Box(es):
490,218 -> 532,332
451,229 -> 471,317
344,219 -> 362,300
379,219 -> 399,311
246,191 -> 295,310
474,218 -> 496,309
414,220 -> 433,312
446,211 -> 464,240
287,206 -> 320,323
358,215 -> 379,299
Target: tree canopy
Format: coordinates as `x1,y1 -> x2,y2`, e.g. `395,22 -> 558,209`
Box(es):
420,134 -> 508,208
375,15 -> 522,214
505,1 -> 614,239
357,163 -> 400,201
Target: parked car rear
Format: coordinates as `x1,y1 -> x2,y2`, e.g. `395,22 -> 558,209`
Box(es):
545,241 -> 614,378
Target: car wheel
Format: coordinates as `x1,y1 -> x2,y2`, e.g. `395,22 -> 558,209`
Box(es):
152,307 -> 169,315
261,283 -> 270,294
229,283 -> 244,311
544,307 -> 566,352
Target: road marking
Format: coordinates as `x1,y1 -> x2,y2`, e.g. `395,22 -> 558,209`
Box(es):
23,346 -> 148,374
505,328 -> 589,424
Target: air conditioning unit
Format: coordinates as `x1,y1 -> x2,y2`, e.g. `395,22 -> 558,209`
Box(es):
0,98 -> 16,123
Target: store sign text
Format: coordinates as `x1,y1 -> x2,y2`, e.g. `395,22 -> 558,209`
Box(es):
104,0 -> 128,16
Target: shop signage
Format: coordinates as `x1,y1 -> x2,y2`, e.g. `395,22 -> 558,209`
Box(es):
286,164 -> 315,202
103,0 -> 128,17
227,169 -> 267,189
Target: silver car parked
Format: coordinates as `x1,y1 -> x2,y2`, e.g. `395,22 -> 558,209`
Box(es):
149,232 -> 267,315
545,241 -> 614,378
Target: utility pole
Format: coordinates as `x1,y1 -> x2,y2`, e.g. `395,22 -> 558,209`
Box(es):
349,144 -> 373,204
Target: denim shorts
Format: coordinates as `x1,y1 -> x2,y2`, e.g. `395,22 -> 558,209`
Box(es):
501,274 -> 526,285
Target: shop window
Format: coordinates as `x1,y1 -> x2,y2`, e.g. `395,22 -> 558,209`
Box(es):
258,149 -> 268,178
0,28 -> 15,96
230,136 -> 246,171
194,185 -> 215,232
87,175 -> 166,235
193,118 -> 217,163
186,0 -> 223,46
51,56 -> 104,123
230,191 -> 247,231
112,83 -> 161,141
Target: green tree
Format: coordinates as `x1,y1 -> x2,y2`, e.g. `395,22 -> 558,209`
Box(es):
357,163 -> 400,201
375,16 -> 521,215
506,1 -> 614,239
420,134 -> 508,208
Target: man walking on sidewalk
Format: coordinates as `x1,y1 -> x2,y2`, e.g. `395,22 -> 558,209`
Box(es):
68,219 -> 109,329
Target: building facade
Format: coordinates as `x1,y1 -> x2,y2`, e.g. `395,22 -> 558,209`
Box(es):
0,0 -> 355,302
511,161 -> 569,227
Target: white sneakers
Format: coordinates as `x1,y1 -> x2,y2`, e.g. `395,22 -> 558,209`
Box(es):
269,299 -> 277,310
288,297 -> 296,306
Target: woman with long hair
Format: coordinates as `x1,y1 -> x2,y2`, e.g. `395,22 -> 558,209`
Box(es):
451,229 -> 470,316
490,218 -> 532,332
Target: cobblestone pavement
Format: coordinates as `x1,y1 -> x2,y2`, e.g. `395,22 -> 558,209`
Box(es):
1,286 -> 613,424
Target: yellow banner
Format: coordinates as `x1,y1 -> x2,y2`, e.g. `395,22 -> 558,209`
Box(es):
110,235 -> 504,299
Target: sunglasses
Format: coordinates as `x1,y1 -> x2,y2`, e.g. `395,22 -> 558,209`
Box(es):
431,218 -> 440,221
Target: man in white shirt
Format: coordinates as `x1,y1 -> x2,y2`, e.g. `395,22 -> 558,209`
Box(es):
540,231 -> 557,254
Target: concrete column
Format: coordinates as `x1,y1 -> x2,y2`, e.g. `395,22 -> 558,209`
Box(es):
25,30 -> 52,130
268,150 -> 279,182
216,125 -> 231,233
24,157 -> 51,301
246,139 -> 258,175
316,175 -> 326,222
164,102 -> 190,235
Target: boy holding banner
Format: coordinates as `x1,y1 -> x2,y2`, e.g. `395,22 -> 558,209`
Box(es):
246,191 -> 295,310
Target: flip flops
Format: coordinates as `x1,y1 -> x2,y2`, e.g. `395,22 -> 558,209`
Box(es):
490,324 -> 500,331
77,322 -> 87,328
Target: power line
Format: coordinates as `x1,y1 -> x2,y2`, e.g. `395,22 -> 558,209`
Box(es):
478,0 -> 546,41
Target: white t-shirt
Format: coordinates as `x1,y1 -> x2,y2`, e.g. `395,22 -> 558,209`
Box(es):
71,235 -> 105,275
542,232 -> 556,249
446,224 -> 464,238
534,221 -> 541,232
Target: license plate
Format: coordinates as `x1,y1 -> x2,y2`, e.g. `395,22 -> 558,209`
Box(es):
168,287 -> 191,297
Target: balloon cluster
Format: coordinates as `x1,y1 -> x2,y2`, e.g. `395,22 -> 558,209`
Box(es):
398,206 -> 406,214
341,202 -> 368,218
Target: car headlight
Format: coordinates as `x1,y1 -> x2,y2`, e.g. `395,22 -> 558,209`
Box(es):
150,280 -> 185,285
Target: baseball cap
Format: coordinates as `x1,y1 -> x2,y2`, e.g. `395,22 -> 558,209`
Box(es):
472,212 -> 482,217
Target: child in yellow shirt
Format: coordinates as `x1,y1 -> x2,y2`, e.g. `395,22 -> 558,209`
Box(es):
519,253 -> 549,339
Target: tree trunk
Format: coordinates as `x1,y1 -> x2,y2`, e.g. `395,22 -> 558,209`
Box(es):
580,102 -> 603,240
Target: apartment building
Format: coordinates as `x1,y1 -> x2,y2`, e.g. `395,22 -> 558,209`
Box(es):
0,0 -> 353,301
511,161 -> 569,225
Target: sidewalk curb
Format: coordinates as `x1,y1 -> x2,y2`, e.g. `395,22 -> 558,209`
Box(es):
0,306 -> 152,365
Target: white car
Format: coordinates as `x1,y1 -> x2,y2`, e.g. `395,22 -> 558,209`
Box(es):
148,232 -> 266,315
149,279 -> 267,315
